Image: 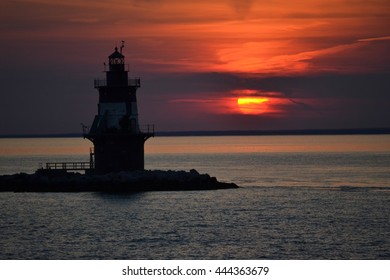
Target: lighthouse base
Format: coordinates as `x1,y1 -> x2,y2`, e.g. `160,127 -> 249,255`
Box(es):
91,134 -> 151,174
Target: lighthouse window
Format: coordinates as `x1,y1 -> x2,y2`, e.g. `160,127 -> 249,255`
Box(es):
110,58 -> 124,64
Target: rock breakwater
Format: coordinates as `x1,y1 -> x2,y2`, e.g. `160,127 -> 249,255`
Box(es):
0,169 -> 238,192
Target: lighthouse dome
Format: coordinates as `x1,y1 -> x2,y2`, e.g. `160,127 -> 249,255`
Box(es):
109,47 -> 124,65
109,47 -> 124,58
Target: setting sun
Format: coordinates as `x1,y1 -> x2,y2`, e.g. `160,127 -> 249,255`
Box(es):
237,97 -> 269,115
237,97 -> 269,105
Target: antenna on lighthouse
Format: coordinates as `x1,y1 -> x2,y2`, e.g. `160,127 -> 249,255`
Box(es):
120,40 -> 125,53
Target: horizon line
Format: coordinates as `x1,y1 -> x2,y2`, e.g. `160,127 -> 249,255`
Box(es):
1,127 -> 390,138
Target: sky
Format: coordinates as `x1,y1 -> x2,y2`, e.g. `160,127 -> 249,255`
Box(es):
1,0 -> 389,134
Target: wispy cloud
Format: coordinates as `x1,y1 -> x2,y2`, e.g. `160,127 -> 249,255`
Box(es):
358,36 -> 390,42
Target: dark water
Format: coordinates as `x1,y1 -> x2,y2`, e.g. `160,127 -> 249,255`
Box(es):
1,188 -> 389,259
0,135 -> 389,259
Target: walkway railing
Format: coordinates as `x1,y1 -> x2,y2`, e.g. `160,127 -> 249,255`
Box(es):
140,124 -> 155,135
94,78 -> 140,88
45,162 -> 94,171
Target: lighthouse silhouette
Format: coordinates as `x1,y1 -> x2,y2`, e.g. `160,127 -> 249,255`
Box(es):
84,43 -> 154,174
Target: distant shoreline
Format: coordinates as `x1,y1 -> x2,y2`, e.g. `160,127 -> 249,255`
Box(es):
1,127 -> 390,138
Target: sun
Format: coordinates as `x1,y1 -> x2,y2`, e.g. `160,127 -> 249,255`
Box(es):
237,97 -> 269,114
237,97 -> 269,105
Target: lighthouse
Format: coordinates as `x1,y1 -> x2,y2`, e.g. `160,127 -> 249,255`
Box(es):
84,44 -> 154,174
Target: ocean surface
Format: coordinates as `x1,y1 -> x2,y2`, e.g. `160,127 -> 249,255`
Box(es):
0,135 -> 389,259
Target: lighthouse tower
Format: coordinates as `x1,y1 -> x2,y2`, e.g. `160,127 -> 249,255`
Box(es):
85,44 -> 154,174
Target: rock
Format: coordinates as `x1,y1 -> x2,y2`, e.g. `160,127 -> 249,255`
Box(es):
190,169 -> 199,175
0,169 -> 239,192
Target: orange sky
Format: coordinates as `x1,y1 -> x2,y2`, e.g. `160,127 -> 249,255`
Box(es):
3,0 -> 389,73
0,0 -> 389,133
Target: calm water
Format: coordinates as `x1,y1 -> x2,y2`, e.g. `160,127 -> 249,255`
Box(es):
0,135 -> 389,259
